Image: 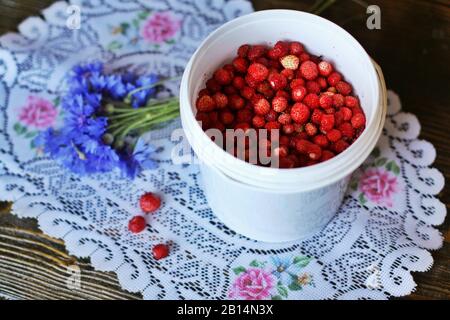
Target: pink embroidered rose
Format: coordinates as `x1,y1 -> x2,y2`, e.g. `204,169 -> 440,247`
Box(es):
18,96 -> 58,129
360,168 -> 399,207
141,12 -> 181,43
229,268 -> 275,300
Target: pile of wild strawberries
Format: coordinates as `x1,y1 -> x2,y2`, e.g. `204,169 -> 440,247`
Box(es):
128,192 -> 169,260
195,41 -> 366,168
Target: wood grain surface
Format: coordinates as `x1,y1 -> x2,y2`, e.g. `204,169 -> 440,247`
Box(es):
0,0 -> 449,300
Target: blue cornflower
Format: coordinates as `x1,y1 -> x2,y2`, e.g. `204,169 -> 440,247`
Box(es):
119,138 -> 158,178
130,74 -> 159,108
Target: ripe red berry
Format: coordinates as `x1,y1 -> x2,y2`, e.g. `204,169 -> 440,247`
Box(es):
223,85 -> 237,96
265,109 -> 277,122
306,80 -> 321,94
206,78 -> 221,93
321,150 -> 335,161
290,78 -> 305,89
253,97 -> 271,115
339,122 -> 355,139
317,77 -> 328,89
232,76 -> 246,89
295,139 -> 322,160
265,121 -> 280,132
299,53 -> 310,62
291,103 -> 310,124
289,41 -> 304,55
332,93 -> 345,108
299,61 -> 319,80
214,68 -> 232,85
198,88 -> 209,97
274,41 -> 290,56
333,139 -> 350,153
240,86 -> 255,100
341,107 -> 353,121
252,115 -> 265,128
280,68 -> 295,80
196,112 -> 211,130
272,96 -> 288,112
275,90 -> 290,100
327,72 -> 342,86
237,44 -> 250,58
326,129 -> 342,142
247,45 -> 266,61
320,114 -> 335,133
267,72 -> 287,90
278,113 -> 291,125
291,86 -> 307,102
305,123 -> 318,136
336,81 -> 352,95
318,61 -> 333,76
196,95 -> 216,112
128,216 -> 146,234
311,108 -> 324,124
303,93 -> 320,109
234,122 -> 251,132
229,94 -> 245,110
345,96 -> 359,108
232,57 -> 248,73
256,81 -> 274,99
236,108 -> 253,123
245,74 -> 259,88
213,92 -> 228,109
140,192 -> 162,213
351,113 -> 365,129
256,57 -> 270,67
282,124 -> 295,135
220,110 -> 235,125
313,134 -> 329,148
319,94 -> 333,109
152,243 -> 169,260
248,63 -> 269,82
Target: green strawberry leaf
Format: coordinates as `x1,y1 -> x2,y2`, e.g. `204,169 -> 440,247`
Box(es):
232,266 -> 246,275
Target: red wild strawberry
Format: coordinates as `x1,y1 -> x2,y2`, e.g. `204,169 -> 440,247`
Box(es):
198,88 -> 209,97
295,139 -> 322,160
313,134 -> 329,148
265,109 -> 278,122
256,81 -> 274,99
320,114 -> 335,133
278,113 -> 291,125
195,112 -> 211,130
280,68 -> 294,80
291,103 -> 310,124
265,121 -> 280,132
274,145 -> 289,158
345,96 -> 359,108
219,110 -> 234,125
327,86 -> 337,93
196,95 -> 216,112
240,86 -> 255,100
289,41 -> 304,55
305,123 -> 318,136
303,93 -> 320,109
229,94 -> 245,110
209,111 -> 219,123
306,80 -> 321,94
253,97 -> 271,115
245,74 -> 259,88
267,72 -> 287,90
252,115 -> 265,128
336,81 -> 352,95
351,113 -> 365,129
291,86 -> 307,102
128,216 -> 146,234
237,44 -> 250,58
152,243 -> 170,260
247,45 -> 266,61
213,92 -> 228,109
232,57 -> 248,73
299,61 -> 319,80
206,78 -> 221,93
214,68 -> 232,85
317,77 -> 328,89
321,150 -> 335,161
232,76 -> 245,89
332,93 -> 345,107
256,57 -> 270,67
339,122 -> 355,139
282,124 -> 295,135
333,139 -> 350,153
318,61 -> 333,76
290,78 -> 305,89
272,96 -> 288,112
236,108 -> 253,123
275,90 -> 290,100
234,122 -> 251,132
326,129 -> 342,142
327,72 -> 342,86
140,192 -> 161,213
311,108 -> 324,124
319,94 -> 333,109
341,107 -> 353,121
247,63 -> 269,82
299,53 -> 310,62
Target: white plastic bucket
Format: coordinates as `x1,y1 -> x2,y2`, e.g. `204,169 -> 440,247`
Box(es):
180,10 -> 387,242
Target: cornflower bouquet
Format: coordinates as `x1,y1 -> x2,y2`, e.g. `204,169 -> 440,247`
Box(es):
37,62 -> 179,178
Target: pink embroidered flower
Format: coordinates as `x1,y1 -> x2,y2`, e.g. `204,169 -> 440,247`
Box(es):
141,12 -> 181,43
18,96 -> 57,129
229,268 -> 275,300
360,168 -> 399,207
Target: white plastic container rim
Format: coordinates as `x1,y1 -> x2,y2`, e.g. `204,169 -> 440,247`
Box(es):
180,10 -> 387,193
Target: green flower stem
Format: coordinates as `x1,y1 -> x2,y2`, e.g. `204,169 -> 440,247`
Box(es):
123,77 -> 180,104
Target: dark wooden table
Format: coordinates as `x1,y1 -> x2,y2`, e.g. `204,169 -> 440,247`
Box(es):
0,0 -> 449,300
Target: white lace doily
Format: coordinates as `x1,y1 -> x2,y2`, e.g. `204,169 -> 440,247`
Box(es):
0,0 -> 446,300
